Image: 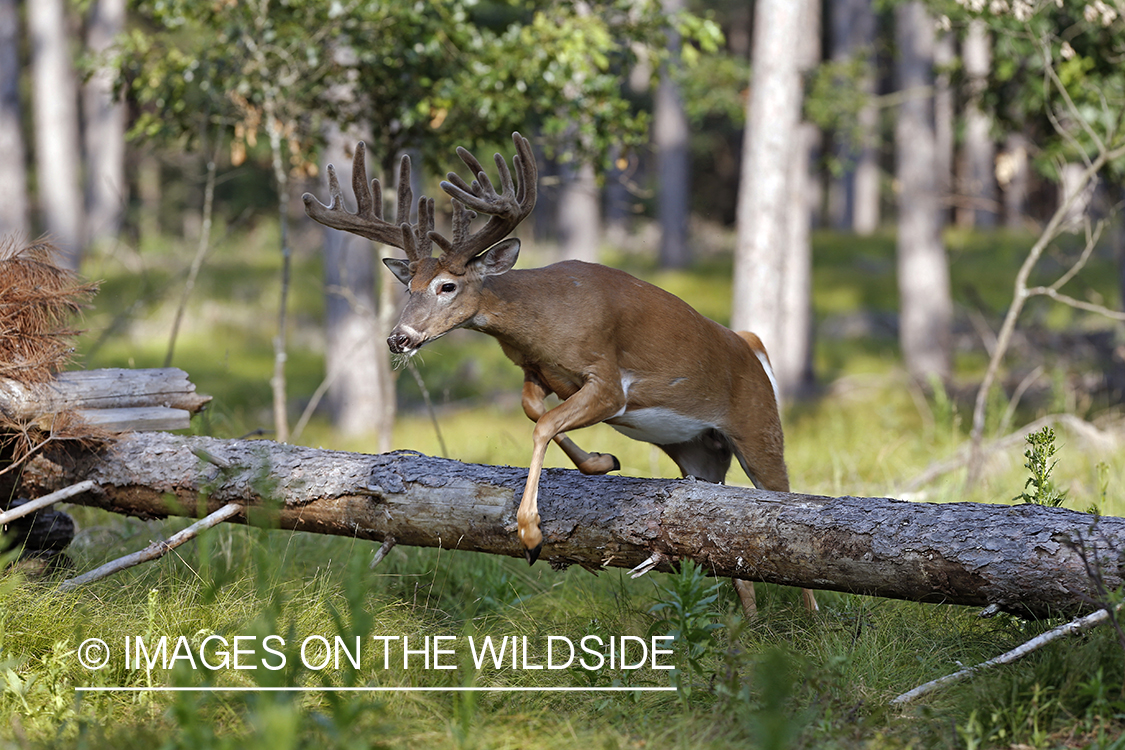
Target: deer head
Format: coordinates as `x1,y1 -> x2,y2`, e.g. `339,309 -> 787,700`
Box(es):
302,133 -> 537,356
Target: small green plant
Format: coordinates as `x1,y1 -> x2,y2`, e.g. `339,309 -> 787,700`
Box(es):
1014,426 -> 1067,507
648,559 -> 723,704
2,640 -> 79,737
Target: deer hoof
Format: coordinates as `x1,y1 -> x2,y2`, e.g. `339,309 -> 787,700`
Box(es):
525,541 -> 543,566
591,452 -> 621,473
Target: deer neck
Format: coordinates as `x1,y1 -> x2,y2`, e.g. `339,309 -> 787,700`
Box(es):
467,269 -> 557,352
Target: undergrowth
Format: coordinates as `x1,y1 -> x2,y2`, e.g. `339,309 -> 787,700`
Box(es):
2,225 -> 1124,747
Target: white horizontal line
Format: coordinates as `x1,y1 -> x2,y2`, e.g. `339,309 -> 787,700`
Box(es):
76,686 -> 676,693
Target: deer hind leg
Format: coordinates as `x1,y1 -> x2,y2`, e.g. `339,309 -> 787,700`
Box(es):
522,376 -> 619,475
519,377 -> 626,565
660,433 -> 760,619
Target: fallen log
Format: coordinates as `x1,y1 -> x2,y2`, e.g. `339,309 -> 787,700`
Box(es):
0,367 -> 211,432
8,431 -> 1122,618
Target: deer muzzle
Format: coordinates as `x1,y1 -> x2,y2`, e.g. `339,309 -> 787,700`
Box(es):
387,330 -> 418,355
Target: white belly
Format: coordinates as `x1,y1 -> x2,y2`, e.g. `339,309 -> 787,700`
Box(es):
609,407 -> 712,445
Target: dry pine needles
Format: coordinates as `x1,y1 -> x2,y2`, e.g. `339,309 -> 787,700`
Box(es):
0,236 -> 102,467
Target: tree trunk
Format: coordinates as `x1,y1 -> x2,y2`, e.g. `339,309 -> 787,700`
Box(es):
1000,132 -> 1030,229
10,430 -> 1122,619
956,20 -> 997,228
28,0 -> 85,270
321,126 -> 387,440
82,0 -> 126,246
894,2 -> 952,381
828,0 -> 880,235
1058,162 -> 1093,230
732,0 -> 804,395
782,121 -> 817,398
374,248 -> 397,454
0,0 -> 28,238
654,0 -> 690,269
557,160 -> 600,263
933,30 -> 955,224
778,0 -> 820,397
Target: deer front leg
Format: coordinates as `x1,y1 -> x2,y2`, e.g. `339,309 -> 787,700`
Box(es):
521,376 -> 620,475
520,376 -> 626,564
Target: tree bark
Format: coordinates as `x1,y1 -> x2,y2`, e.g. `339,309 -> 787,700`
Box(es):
895,2 -> 952,381
0,0 -> 29,238
1000,132 -> 1030,229
654,0 -> 690,270
28,0 -> 85,269
957,20 -> 997,228
777,0 -> 820,399
1059,162 -> 1093,230
828,0 -> 879,235
732,0 -> 805,398
83,0 -> 127,246
933,29 -> 955,225
321,126 -> 388,441
557,160 -> 600,263
9,430 -> 1120,619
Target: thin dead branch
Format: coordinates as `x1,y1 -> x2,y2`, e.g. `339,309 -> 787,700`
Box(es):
0,480 -> 97,525
57,501 -> 243,592
967,142 -> 1125,483
891,603 -> 1122,705
368,535 -> 396,569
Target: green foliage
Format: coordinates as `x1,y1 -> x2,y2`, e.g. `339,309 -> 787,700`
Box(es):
945,0 -> 1125,180
1014,426 -> 1068,507
647,559 -> 722,703
2,641 -> 79,738
805,52 -> 877,177
115,1 -> 727,173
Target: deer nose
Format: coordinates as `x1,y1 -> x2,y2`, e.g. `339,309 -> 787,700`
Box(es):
387,332 -> 413,354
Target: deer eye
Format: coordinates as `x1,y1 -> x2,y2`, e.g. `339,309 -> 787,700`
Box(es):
440,282 -> 457,293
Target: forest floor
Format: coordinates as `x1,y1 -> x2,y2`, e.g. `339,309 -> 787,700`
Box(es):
2,223 -> 1125,748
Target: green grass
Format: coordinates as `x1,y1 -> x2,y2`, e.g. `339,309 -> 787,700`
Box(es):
4,220 -> 1125,748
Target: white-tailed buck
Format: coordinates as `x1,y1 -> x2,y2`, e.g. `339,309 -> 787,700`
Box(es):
303,133 -> 817,616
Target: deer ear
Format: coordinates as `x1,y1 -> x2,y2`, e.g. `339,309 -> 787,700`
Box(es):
382,257 -> 413,285
471,238 -> 520,278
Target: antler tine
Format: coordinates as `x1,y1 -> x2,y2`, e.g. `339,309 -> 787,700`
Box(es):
406,196 -> 436,261
434,132 -> 537,269
370,176 -> 383,222
399,221 -> 420,261
396,154 -> 413,232
430,199 -> 477,257
352,142 -> 378,221
302,141 -> 416,252
393,154 -> 435,263
493,151 -> 515,205
511,131 -> 537,208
